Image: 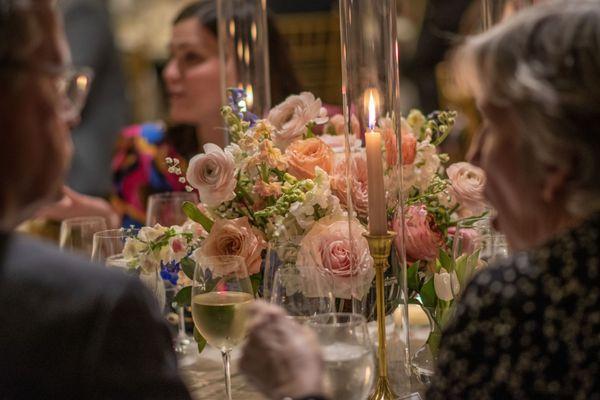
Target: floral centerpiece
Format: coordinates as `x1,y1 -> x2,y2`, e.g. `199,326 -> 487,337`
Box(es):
121,89 -> 486,356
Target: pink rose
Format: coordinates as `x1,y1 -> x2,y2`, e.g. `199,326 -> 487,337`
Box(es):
285,138 -> 334,180
196,217 -> 267,275
297,215 -> 374,299
446,162 -> 487,217
331,154 -> 369,217
268,92 -> 328,150
394,204 -> 444,261
186,144 -> 236,207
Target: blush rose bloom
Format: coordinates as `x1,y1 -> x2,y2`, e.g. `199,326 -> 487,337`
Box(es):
186,143 -> 237,207
195,217 -> 267,275
297,215 -> 374,299
331,154 -> 369,217
446,162 -> 487,217
268,92 -> 328,150
393,204 -> 444,261
285,138 -> 334,180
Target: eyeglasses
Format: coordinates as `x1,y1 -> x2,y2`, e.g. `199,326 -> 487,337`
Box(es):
55,65 -> 94,120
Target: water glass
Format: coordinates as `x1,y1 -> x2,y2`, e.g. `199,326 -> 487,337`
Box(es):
146,191 -> 198,227
90,228 -> 138,265
308,313 -> 375,400
59,216 -> 107,257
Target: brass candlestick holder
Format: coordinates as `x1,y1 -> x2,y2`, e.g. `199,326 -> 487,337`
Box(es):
363,231 -> 397,400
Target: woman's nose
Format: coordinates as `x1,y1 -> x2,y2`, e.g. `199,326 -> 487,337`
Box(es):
163,59 -> 182,84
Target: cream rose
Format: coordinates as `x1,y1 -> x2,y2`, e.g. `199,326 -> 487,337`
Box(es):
297,215 -> 374,299
446,162 -> 487,217
195,217 -> 267,275
285,138 -> 334,180
186,143 -> 237,207
268,92 -> 328,150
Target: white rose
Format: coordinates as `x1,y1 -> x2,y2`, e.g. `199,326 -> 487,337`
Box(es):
268,92 -> 328,150
433,268 -> 460,301
186,143 -> 237,207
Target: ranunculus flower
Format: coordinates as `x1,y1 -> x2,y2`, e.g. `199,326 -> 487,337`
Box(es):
331,153 -> 369,217
268,92 -> 328,150
446,162 -> 487,217
285,138 -> 333,180
393,204 -> 444,261
186,143 -> 237,207
434,268 -> 460,301
194,217 -> 267,275
297,215 -> 374,299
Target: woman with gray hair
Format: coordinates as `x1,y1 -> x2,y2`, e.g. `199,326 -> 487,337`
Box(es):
240,1 -> 600,399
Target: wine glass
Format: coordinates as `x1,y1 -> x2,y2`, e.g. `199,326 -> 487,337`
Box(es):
192,255 -> 255,400
146,191 -> 198,227
59,216 -> 107,257
146,191 -> 198,354
270,266 -> 335,323
308,313 -> 375,400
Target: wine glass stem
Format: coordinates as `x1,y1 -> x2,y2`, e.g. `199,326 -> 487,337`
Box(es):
222,350 -> 232,400
178,306 -> 186,337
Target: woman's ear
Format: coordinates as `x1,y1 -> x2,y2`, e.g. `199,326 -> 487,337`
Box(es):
542,164 -> 570,203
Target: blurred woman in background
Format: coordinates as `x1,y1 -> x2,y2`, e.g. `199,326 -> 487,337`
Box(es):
111,0 -> 300,227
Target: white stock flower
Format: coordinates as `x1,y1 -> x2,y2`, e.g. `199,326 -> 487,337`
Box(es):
289,168 -> 340,230
402,139 -> 441,194
434,268 -> 460,301
139,224 -> 167,242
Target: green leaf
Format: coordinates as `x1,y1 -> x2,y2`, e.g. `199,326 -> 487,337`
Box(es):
250,274 -> 262,296
174,285 -> 192,307
193,327 -> 207,354
182,201 -> 214,232
180,256 -> 196,280
438,248 -> 453,271
420,277 -> 437,309
407,262 -> 420,292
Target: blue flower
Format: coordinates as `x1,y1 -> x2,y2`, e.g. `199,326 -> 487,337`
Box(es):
227,88 -> 258,126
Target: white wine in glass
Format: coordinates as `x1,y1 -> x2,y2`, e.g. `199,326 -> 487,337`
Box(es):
192,255 -> 254,400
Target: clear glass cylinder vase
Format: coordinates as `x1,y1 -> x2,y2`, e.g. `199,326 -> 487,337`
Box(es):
217,0 -> 271,120
339,0 -> 411,393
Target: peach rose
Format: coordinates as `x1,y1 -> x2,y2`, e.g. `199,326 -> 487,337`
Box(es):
324,114 -> 360,137
393,204 -> 444,261
195,217 -> 267,275
380,118 -> 417,166
186,143 -> 236,207
268,92 -> 328,150
446,162 -> 487,217
401,132 -> 417,165
297,215 -> 374,299
331,154 -> 369,217
285,138 -> 333,180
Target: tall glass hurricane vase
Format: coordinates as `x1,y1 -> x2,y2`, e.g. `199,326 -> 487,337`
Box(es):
217,0 -> 270,121
339,0 -> 410,397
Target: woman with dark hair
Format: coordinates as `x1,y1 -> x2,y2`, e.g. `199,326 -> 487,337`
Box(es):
112,0 -> 300,227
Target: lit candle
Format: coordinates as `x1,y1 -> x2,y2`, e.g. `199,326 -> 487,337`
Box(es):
365,91 -> 387,235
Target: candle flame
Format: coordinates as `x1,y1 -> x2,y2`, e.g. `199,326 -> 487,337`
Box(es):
245,84 -> 254,109
368,91 -> 376,129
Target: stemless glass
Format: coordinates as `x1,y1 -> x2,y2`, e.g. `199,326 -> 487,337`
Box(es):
192,255 -> 255,400
308,313 -> 375,400
146,191 -> 198,354
59,216 -> 107,257
146,191 -> 198,227
270,266 -> 335,323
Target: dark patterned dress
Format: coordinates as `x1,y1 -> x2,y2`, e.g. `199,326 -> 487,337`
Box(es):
427,214 -> 600,399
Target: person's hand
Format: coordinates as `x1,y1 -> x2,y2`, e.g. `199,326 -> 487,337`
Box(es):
240,301 -> 325,400
36,186 -> 120,228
